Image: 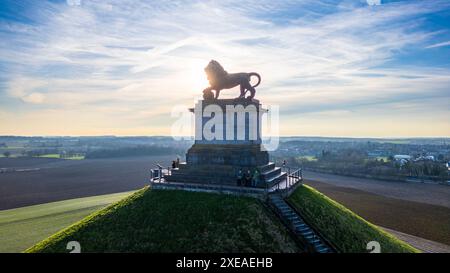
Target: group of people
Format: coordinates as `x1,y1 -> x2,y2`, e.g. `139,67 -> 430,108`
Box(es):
171,158 -> 180,169
237,169 -> 260,187
168,157 -> 287,188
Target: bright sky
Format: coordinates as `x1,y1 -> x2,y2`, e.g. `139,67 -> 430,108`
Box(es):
0,0 -> 449,137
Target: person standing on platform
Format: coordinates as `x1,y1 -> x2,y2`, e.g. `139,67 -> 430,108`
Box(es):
245,170 -> 252,187
237,169 -> 243,186
252,169 -> 260,187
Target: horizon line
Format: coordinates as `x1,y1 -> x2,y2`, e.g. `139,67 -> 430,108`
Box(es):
1,135 -> 450,140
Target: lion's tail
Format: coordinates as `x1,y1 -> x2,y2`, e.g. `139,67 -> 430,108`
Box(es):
249,72 -> 261,88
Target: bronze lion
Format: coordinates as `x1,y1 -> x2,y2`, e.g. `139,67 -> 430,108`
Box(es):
203,60 -> 261,100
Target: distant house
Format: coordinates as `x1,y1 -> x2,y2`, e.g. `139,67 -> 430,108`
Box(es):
393,155 -> 411,161
415,155 -> 435,162
393,155 -> 411,167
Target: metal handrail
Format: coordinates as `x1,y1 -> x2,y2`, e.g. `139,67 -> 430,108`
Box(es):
151,162 -> 303,197
150,163 -> 171,184
272,167 -> 303,197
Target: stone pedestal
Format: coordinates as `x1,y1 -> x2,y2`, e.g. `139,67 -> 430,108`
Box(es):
165,98 -> 286,187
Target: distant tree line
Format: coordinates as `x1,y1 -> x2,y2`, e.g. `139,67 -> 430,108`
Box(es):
284,148 -> 449,182
85,145 -> 182,159
23,149 -> 59,157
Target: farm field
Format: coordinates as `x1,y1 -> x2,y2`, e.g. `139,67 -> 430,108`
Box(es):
304,180 -> 450,246
0,155 -> 176,210
303,170 -> 450,208
0,191 -> 134,253
36,154 -> 85,160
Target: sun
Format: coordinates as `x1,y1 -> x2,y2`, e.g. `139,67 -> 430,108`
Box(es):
186,60 -> 209,92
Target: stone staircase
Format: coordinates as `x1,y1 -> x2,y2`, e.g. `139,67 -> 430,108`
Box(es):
268,194 -> 333,253
258,163 -> 287,188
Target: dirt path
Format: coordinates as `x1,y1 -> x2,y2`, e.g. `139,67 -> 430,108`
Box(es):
380,227 -> 450,253
303,171 -> 450,208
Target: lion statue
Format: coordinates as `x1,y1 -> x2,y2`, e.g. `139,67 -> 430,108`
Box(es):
203,60 -> 261,100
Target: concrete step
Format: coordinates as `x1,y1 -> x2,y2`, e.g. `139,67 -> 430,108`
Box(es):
259,162 -> 276,173
273,203 -> 288,210
293,222 -> 307,228
295,227 -> 309,233
280,210 -> 293,216
267,172 -> 288,187
304,235 -> 316,242
261,167 -> 282,180
282,211 -> 297,217
312,240 -> 323,246
301,231 -> 314,237
316,246 -> 330,253
270,199 -> 284,204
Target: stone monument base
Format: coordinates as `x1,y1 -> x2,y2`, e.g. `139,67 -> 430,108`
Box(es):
164,97 -> 286,188
165,144 -> 286,188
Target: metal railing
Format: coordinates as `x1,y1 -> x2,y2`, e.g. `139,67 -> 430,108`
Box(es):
150,164 -> 172,184
288,168 -> 302,186
149,163 -> 268,197
149,162 -> 303,198
273,167 -> 303,197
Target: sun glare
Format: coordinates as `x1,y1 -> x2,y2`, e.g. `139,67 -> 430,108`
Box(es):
187,61 -> 209,93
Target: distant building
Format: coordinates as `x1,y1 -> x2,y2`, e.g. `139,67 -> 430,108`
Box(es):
393,155 -> 412,161
393,155 -> 412,167
415,155 -> 435,162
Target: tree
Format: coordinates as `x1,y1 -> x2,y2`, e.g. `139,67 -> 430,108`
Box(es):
3,151 -> 11,158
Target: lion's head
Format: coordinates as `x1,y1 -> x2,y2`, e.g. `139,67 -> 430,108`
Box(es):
204,60 -> 227,86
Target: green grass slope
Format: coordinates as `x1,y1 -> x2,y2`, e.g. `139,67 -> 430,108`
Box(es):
288,185 -> 419,253
0,191 -> 134,253
27,187 -> 299,253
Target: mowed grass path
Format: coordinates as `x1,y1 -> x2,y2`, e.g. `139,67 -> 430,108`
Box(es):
0,191 -> 134,253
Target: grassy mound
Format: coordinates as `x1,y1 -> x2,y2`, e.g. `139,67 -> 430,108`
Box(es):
288,185 -> 419,253
27,187 -> 299,253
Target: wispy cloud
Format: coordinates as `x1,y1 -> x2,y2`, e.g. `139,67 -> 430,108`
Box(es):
426,40 -> 450,48
0,0 -> 449,136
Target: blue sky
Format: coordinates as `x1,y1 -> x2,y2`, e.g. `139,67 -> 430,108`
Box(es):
0,0 -> 449,137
